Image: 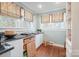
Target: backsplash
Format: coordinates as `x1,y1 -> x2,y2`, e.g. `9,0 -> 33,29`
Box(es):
0,16 -> 16,28
0,16 -> 36,34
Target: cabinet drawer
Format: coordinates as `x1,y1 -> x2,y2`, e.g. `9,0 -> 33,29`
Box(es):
24,39 -> 31,44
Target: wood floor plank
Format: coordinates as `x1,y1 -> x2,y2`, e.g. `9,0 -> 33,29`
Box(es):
35,44 -> 66,57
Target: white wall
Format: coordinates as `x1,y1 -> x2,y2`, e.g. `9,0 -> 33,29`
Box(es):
40,23 -> 66,45
43,30 -> 66,45
71,2 -> 79,56
33,14 -> 40,30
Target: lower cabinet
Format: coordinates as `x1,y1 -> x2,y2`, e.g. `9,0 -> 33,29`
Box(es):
35,34 -> 43,48
23,37 -> 36,57
7,39 -> 23,57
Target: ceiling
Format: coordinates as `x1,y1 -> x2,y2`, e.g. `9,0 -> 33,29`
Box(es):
20,2 -> 66,14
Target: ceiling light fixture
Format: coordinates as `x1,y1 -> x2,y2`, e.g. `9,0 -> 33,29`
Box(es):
55,2 -> 60,4
38,4 -> 42,9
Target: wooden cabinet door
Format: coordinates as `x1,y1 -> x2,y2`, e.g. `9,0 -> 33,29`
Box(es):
21,8 -> 25,17
25,11 -> 29,19
7,2 -> 13,16
7,2 -> 16,17
29,12 -> 33,21
16,5 -> 20,17
12,3 -> 16,17
7,3 -> 20,18
0,2 -> 20,18
25,11 -> 33,21
27,40 -> 36,57
1,2 -> 8,15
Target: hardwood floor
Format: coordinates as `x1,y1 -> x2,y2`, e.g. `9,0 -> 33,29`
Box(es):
35,44 -> 66,57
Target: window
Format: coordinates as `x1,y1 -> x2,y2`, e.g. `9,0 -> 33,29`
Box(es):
41,14 -> 50,23
51,12 -> 64,22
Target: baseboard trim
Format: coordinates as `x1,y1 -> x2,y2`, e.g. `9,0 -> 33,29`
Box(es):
44,41 -> 64,48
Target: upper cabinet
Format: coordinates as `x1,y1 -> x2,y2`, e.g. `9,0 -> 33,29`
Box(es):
0,2 -> 33,21
21,8 -> 25,18
25,10 -> 33,22
15,4 -> 21,17
41,14 -> 50,23
0,2 -> 8,15
21,8 -> 33,22
0,2 -> 21,18
7,2 -> 13,16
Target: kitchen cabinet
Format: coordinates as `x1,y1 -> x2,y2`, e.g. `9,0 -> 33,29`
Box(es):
0,2 -> 8,15
12,3 -> 16,17
16,5 -> 21,17
24,34 -> 43,52
0,2 -> 21,18
12,3 -> 21,18
7,2 -> 13,16
35,34 -> 43,48
8,3 -> 20,18
21,8 -> 25,18
41,14 -> 50,23
27,38 -> 36,57
23,37 -> 36,57
25,10 -> 33,22
7,39 -> 23,57
0,2 -> 35,19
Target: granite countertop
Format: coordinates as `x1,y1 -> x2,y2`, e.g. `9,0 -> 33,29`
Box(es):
4,34 -> 36,42
0,33 -> 43,55
4,32 -> 43,41
4,35 -> 26,42
0,35 -> 26,55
